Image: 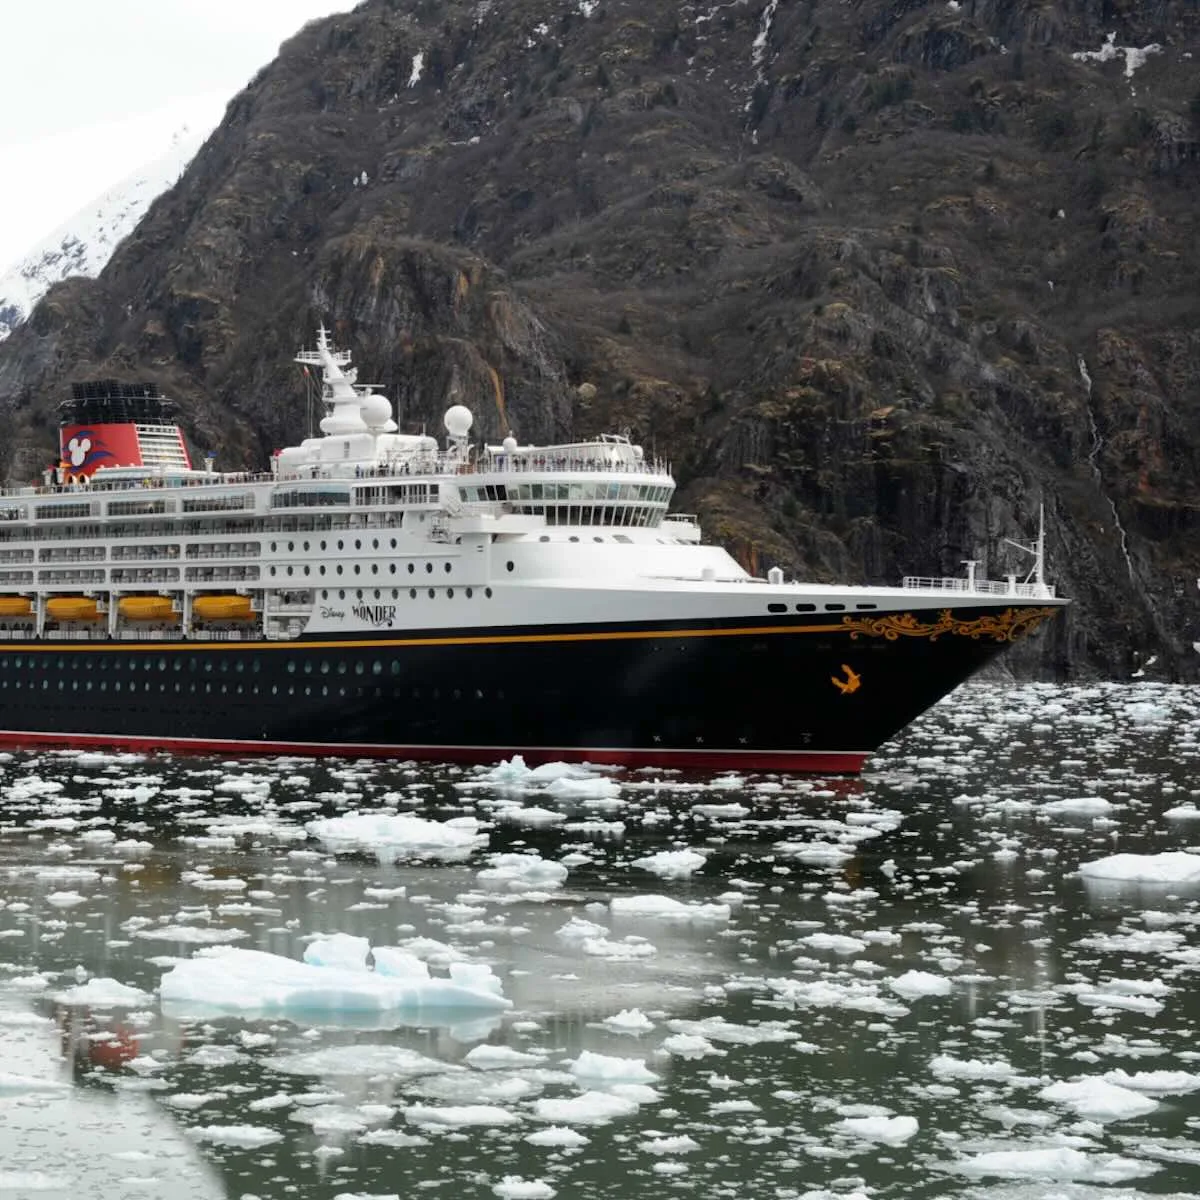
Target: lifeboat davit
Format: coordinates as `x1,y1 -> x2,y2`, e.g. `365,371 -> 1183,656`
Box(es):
46,597 -> 101,621
0,596 -> 32,617
193,595 -> 254,621
119,596 -> 177,620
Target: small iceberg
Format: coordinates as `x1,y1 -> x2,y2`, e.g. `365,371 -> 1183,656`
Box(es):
159,933 -> 511,1017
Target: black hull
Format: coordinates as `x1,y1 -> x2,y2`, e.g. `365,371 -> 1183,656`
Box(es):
0,605 -> 1059,772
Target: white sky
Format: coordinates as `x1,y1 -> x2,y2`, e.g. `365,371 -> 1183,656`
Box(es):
0,0 -> 360,271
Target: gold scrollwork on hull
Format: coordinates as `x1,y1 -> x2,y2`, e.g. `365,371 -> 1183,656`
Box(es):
841,606 -> 1059,644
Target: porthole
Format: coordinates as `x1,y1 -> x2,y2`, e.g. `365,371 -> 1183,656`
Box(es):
287,661 -> 296,674
354,565 -> 360,574
337,540 -> 344,550
410,589 -> 417,599
485,587 -> 493,598
374,589 -> 381,600
539,536 -> 550,542
269,566 -> 277,576
321,590 -> 328,599
320,661 -> 330,675
337,661 -> 347,675
389,538 -> 397,549
287,566 -> 294,576
425,562 -> 433,574
354,539 -> 361,550
321,541 -> 327,550
338,590 -> 345,599
447,588 -> 454,599
408,563 -> 415,574
372,539 -> 379,549
356,589 -> 363,600
319,566 -> 326,575
825,603 -> 845,612
304,541 -> 310,551
390,662 -> 400,676
372,661 -> 383,676
428,588 -> 435,599
354,661 -> 365,676
466,587 -> 473,598
795,603 -> 816,613
270,542 -> 277,552
767,603 -> 787,614
304,566 -> 311,576
389,564 -> 397,574
593,536 -> 603,543
288,542 -> 295,552
336,566 -> 343,575
506,561 -> 514,572
443,562 -> 451,574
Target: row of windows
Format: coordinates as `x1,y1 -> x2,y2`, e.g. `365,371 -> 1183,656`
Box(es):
460,483 -> 672,503
767,601 -> 878,613
520,505 -> 663,527
3,679 -> 502,702
317,586 -> 492,601
268,559 -> 454,579
0,514 -> 405,543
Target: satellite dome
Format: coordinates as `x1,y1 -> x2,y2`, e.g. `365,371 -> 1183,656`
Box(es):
359,392 -> 393,429
444,405 -> 474,438
502,435 -> 518,452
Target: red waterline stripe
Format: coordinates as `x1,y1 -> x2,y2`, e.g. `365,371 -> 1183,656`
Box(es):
0,729 -> 868,774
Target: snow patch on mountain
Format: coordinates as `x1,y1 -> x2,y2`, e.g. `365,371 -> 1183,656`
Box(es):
0,128 -> 206,341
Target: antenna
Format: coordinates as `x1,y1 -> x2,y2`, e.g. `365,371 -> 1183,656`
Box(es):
1002,503 -> 1046,589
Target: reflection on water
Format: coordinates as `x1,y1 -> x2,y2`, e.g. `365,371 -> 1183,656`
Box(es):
1,682 -> 1199,1199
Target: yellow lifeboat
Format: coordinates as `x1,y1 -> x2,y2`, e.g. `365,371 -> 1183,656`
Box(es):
119,596 -> 177,621
193,595 -> 254,621
47,597 -> 101,621
0,596 -> 32,617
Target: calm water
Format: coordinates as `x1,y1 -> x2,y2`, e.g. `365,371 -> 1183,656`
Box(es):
1,682 -> 1199,1200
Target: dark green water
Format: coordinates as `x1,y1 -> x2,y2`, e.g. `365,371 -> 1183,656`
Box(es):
1,682 -> 1198,1200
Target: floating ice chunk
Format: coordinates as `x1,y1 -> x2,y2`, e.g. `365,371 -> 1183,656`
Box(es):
1079,852 -> 1200,884
532,1090 -> 640,1125
268,1045 -> 446,1078
632,849 -> 706,879
610,895 -> 729,921
661,1033 -> 725,1059
1041,797 -> 1115,816
306,813 -> 487,863
159,944 -> 510,1016
304,933 -> 371,971
189,1124 -> 282,1148
600,1008 -> 654,1036
1038,1076 -> 1158,1121
556,917 -> 609,942
833,1115 -> 918,1144
465,1044 -> 546,1070
951,1145 -> 1155,1182
570,1051 -> 657,1085
889,970 -> 952,1000
526,1125 -> 590,1147
799,932 -> 868,955
405,1104 -> 521,1128
666,1017 -> 798,1046
547,776 -> 621,802
930,1055 -> 1018,1083
1164,804 -> 1200,820
1102,1068 -> 1200,1094
476,853 -> 568,891
493,805 -> 567,826
44,891 -> 87,908
0,1072 -> 70,1093
492,1177 -> 555,1199
133,925 -> 247,945
52,977 -> 151,1007
639,1134 -> 700,1154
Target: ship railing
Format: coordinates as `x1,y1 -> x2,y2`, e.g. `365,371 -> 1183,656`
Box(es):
901,575 -> 1056,599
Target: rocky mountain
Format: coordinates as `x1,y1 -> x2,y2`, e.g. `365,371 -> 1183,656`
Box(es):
1,0 -> 1197,678
0,129 -> 205,340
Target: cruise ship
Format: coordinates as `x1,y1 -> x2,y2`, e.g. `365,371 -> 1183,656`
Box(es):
0,328 -> 1066,771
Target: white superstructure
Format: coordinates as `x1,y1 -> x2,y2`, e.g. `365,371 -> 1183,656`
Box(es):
0,327 -> 1056,645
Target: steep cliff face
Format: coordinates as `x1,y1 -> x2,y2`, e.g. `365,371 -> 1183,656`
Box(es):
1,0 -> 1197,677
